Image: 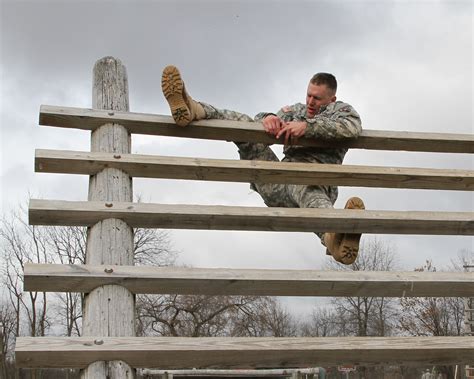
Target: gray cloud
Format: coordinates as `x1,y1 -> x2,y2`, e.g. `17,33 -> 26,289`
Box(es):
1,1 -> 472,278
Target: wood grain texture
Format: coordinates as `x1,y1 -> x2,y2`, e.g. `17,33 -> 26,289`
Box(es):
83,56 -> 134,379
23,263 -> 474,297
39,105 -> 474,153
29,199 -> 474,235
15,336 -> 474,368
141,368 -> 320,376
35,149 -> 474,191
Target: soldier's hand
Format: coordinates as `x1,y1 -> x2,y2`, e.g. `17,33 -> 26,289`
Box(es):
277,121 -> 307,146
262,115 -> 283,136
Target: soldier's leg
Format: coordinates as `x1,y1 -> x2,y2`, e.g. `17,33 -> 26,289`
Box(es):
201,102 -> 297,208
162,65 -> 206,126
288,183 -> 335,242
200,102 -> 254,123
288,183 -> 365,265
200,102 -> 275,159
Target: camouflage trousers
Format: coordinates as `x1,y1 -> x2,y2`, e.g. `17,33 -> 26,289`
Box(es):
200,103 -> 338,241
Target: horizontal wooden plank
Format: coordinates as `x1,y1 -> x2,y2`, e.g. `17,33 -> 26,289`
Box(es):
35,149 -> 474,191
141,368 -> 320,376
23,264 -> 474,297
28,199 -> 474,235
15,336 -> 474,368
39,105 -> 474,153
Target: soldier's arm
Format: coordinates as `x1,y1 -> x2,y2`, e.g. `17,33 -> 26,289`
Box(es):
255,104 -> 298,122
255,105 -> 297,136
304,103 -> 362,140
254,111 -> 275,122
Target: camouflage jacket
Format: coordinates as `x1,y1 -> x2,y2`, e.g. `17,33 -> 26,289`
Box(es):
254,101 -> 362,164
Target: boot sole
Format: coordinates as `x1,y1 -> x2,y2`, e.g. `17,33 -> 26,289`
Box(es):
161,66 -> 192,127
337,197 -> 365,264
338,233 -> 363,264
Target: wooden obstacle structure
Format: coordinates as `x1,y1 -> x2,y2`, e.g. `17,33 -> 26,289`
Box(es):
16,57 -> 474,378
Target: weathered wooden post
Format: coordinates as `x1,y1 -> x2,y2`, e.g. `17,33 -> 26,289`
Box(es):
81,56 -> 135,378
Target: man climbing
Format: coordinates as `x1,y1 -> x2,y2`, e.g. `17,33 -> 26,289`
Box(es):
161,65 -> 365,265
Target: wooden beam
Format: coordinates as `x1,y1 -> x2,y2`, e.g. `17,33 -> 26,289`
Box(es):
23,264 -> 474,297
35,149 -> 474,191
39,105 -> 474,154
28,199 -> 474,235
141,368 -> 320,376
15,336 -> 474,368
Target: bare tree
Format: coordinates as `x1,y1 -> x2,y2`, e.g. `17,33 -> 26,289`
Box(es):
0,204 -> 177,378
1,211 -> 51,339
398,257 -> 470,379
328,238 -> 399,338
134,227 -> 176,267
316,238 -> 399,379
398,260 -> 465,337
1,210 -> 53,379
137,293 -> 297,338
1,297 -> 17,379
137,294 -> 249,337
45,225 -> 87,337
43,225 -> 177,338
300,307 -> 340,337
230,296 -> 297,337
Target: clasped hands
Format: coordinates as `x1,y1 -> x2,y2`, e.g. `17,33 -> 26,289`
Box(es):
262,115 -> 306,146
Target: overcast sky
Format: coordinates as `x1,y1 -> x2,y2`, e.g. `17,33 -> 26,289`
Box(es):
0,0 -> 473,312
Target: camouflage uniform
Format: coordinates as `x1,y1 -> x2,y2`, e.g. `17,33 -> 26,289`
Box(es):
200,101 -> 362,241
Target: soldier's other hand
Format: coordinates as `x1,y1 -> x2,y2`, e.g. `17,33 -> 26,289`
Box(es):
277,121 -> 307,146
262,115 -> 282,136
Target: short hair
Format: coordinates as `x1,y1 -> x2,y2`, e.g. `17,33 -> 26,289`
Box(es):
310,73 -> 337,93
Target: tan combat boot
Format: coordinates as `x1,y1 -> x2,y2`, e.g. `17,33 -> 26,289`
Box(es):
324,196 -> 365,265
161,65 -> 206,127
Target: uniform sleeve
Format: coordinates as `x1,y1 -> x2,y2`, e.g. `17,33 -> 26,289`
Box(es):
276,106 -> 297,122
254,104 -> 299,122
304,103 -> 362,140
254,112 -> 276,122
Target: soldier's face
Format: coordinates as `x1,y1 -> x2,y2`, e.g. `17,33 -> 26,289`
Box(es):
306,83 -> 336,118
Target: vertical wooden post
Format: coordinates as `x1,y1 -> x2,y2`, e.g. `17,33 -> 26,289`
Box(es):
81,57 -> 135,379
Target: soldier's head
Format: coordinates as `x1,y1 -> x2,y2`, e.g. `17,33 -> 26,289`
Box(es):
306,73 -> 337,118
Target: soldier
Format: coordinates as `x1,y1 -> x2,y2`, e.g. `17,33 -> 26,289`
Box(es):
161,65 -> 365,265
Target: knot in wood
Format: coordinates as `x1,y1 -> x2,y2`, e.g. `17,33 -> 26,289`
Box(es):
113,154 -> 121,159
94,339 -> 104,345
104,268 -> 114,274
105,203 -> 113,208
108,111 -> 114,116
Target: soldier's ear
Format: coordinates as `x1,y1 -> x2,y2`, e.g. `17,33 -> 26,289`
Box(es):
331,95 -> 337,103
